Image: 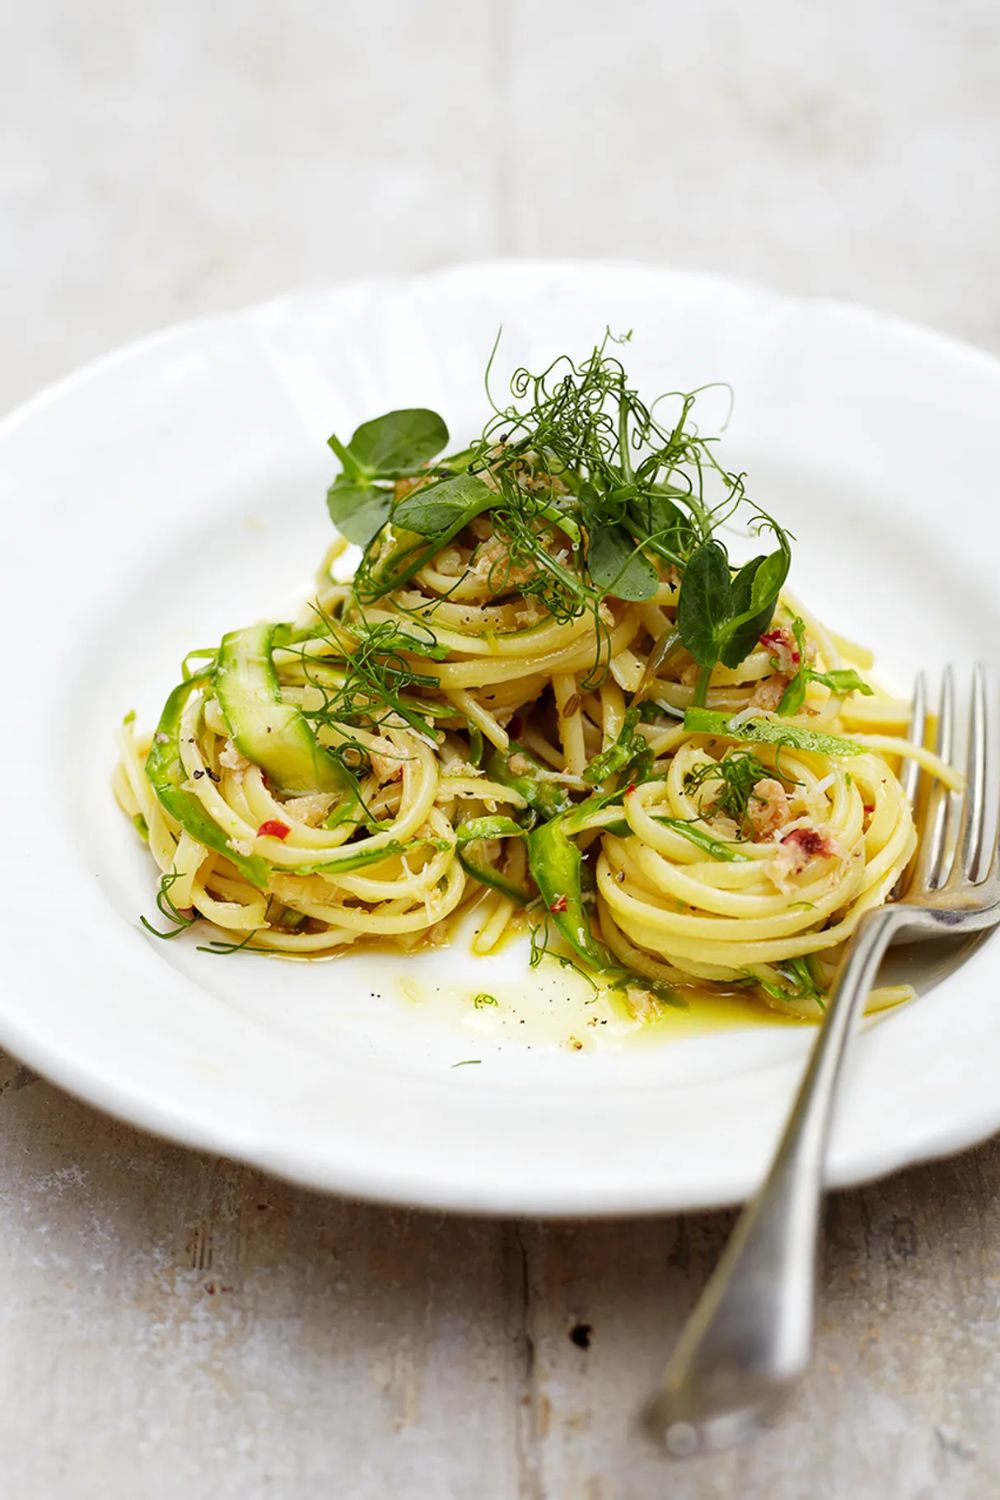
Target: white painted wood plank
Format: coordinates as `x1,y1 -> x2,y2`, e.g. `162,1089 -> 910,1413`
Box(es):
518,1161 -> 1000,1498
0,1060 -> 528,1498
4,1049 -> 1000,1498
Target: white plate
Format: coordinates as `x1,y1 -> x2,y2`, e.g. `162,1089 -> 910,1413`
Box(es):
2,261 -> 999,1216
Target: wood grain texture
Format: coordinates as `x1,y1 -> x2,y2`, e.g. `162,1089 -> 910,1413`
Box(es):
4,0 -> 1000,1495
2,1051 -> 999,1499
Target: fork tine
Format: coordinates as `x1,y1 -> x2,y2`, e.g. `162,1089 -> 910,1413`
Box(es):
900,672 -> 926,813
910,667 -> 956,892
953,664 -> 988,884
981,675 -> 1000,884
892,672 -> 927,898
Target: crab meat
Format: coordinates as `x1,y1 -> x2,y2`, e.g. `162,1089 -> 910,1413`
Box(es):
514,597 -> 546,628
705,810 -> 741,842
218,739 -> 249,772
752,674 -> 790,710
766,822 -> 841,891
746,778 -> 792,840
624,986 -> 662,1024
781,825 -> 837,863
434,546 -> 465,577
281,793 -> 336,827
369,739 -> 405,784
759,626 -> 801,676
472,532 -> 538,590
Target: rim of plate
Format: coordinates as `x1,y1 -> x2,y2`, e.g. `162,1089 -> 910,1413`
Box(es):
2,258 -> 1000,1217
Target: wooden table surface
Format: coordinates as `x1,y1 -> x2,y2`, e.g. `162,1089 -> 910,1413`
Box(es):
4,3 -> 1000,1495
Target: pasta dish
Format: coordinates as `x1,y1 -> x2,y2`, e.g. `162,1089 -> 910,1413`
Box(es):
114,336 -> 953,1019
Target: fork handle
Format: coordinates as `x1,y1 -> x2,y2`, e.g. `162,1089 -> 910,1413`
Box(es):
646,904 -> 902,1457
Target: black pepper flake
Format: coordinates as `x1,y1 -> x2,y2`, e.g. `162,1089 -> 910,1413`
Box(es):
192,769 -> 204,779
205,768 -> 220,783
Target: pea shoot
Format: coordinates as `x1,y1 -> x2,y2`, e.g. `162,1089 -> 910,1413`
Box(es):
327,331 -> 794,693
777,618 -> 874,715
683,749 -> 795,835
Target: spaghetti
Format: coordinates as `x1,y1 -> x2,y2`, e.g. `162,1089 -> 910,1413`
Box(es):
114,337 -> 954,1017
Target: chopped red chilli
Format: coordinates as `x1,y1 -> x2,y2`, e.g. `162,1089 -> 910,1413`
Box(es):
257,819 -> 290,840
758,626 -> 801,674
780,826 -> 834,859
549,895 -> 569,913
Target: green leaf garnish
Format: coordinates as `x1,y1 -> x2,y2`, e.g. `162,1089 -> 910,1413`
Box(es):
526,817 -> 618,974
336,408 -> 449,477
684,707 -> 863,757
145,679 -> 270,889
721,547 -> 790,667
676,539 -> 732,665
455,816 -> 533,904
355,475 -> 501,602
754,957 -> 824,1004
776,619 -> 875,715
682,748 -> 796,833
333,332 -> 797,685
817,668 -> 873,697
608,972 -> 689,1009
326,479 -> 394,547
484,743 -> 573,822
325,408 -> 450,546
587,525 -> 659,601
455,815 -> 527,845
296,606 -> 442,741
466,723 -> 484,768
392,472 -> 497,538
582,707 -> 651,784
350,617 -> 449,661
197,926 -> 272,957
676,535 -> 790,703
298,834 -> 452,877
181,647 -> 219,682
625,488 -> 694,564
652,817 -> 751,861
140,868 -> 197,940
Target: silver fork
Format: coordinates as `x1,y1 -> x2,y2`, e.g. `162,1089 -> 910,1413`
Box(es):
645,665 -> 999,1457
